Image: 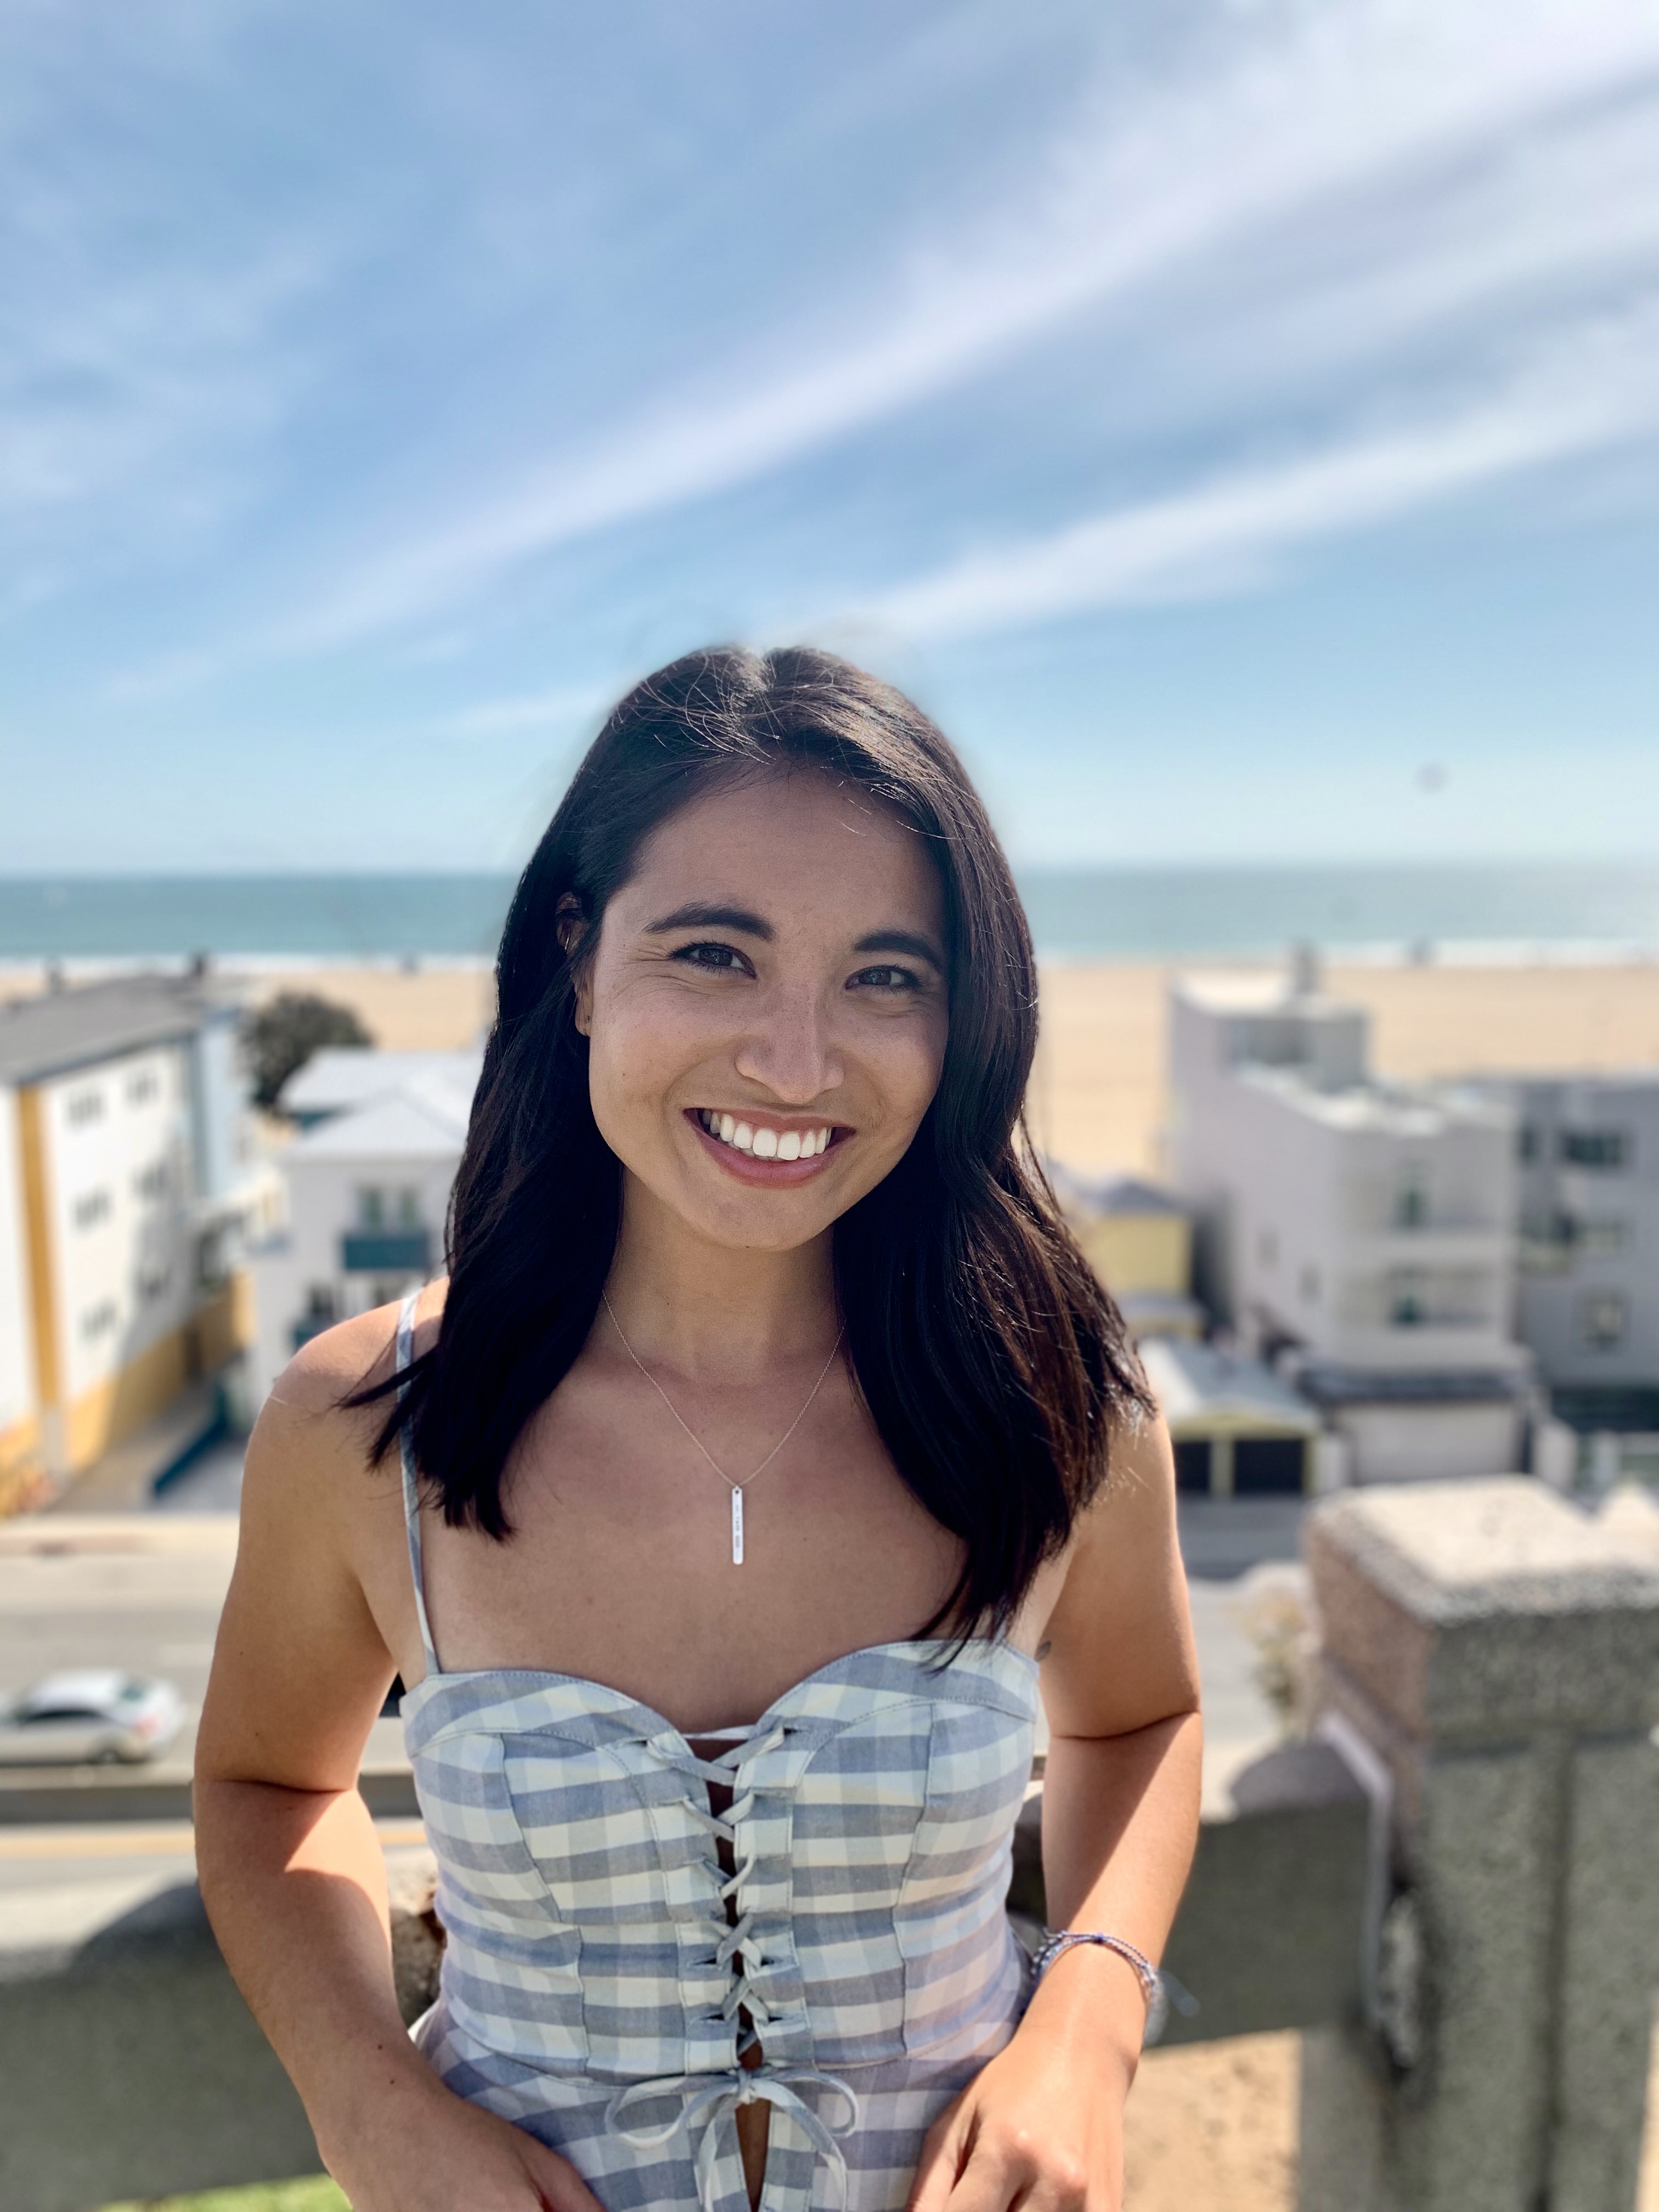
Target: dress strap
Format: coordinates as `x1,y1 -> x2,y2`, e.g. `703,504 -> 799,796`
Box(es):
396,1288 -> 439,1676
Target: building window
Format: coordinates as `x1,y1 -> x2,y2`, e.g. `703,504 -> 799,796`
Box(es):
72,1188 -> 112,1231
359,1188 -> 386,1230
137,1265 -> 171,1304
1577,1218 -> 1629,1256
1560,1128 -> 1627,1170
80,1300 -> 118,1341
1172,1439 -> 1212,1494
1517,1124 -> 1539,1163
1232,1436 -> 1308,1495
395,1187 -> 422,1229
133,1160 -> 170,1202
126,1070 -> 159,1106
1389,1269 -> 1428,1326
1299,1265 -> 1321,1304
66,1088 -> 104,1127
1395,1161 -> 1430,1228
1579,1293 -> 1627,1348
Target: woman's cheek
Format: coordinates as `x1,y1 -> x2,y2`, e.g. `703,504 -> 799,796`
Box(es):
883,1016 -> 947,1127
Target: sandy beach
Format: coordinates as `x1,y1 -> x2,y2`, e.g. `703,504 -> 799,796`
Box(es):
244,955 -> 1659,1176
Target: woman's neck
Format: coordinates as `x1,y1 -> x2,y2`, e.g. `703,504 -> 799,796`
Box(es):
602,1171 -> 840,1383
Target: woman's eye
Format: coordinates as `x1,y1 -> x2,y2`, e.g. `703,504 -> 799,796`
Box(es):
850,964 -> 920,993
671,941 -> 749,974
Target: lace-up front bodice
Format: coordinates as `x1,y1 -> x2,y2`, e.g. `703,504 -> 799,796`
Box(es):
393,1295 -> 1042,2212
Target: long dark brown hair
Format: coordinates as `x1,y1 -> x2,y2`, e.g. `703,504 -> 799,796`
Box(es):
354,645 -> 1150,1646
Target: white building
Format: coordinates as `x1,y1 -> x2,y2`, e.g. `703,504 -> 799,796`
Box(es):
248,1056 -> 477,1403
1167,968 -> 1530,1484
0,972 -> 276,1502
1468,1074 -> 1659,1443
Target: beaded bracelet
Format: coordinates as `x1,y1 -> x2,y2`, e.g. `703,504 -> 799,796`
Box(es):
1029,1929 -> 1195,2047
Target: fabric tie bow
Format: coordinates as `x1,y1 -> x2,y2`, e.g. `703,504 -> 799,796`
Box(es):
606,2061 -> 863,2212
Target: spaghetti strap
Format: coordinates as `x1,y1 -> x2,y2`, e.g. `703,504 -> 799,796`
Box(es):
396,1288 -> 439,1676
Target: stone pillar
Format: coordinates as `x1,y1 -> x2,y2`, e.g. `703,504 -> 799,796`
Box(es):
1296,1478 -> 1659,2212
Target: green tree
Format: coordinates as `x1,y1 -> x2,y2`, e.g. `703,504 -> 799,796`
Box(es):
242,991 -> 373,1112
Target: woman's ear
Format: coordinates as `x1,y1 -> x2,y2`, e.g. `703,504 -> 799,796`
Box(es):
555,895 -> 592,1036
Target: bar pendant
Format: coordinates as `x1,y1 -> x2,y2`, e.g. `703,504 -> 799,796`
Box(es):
731,1485 -> 744,1565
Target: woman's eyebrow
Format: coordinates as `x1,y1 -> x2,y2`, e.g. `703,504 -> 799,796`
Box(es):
645,900 -> 773,940
854,928 -> 944,969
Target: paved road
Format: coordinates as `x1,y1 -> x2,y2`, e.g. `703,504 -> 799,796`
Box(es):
0,1515 -> 237,1783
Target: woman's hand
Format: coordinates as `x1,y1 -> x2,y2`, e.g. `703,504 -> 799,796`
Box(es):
902,2008 -> 1135,2212
320,2067 -> 608,2212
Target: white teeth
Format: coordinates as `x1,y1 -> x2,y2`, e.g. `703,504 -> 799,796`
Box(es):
702,1114 -> 837,1159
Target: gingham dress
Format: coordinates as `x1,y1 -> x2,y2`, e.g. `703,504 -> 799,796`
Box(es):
394,1294 -> 1042,2212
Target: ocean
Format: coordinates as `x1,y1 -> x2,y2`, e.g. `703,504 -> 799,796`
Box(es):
4,863 -> 1658,965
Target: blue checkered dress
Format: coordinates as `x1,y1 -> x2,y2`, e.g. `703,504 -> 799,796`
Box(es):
396,1294 -> 1042,2212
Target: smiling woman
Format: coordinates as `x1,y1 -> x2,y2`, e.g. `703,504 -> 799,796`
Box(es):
193,646 -> 1204,2212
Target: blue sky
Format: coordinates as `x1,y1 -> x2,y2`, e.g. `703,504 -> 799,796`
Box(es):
4,0 -> 1659,872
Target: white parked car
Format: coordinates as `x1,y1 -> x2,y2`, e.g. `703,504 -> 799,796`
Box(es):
0,1671 -> 184,1765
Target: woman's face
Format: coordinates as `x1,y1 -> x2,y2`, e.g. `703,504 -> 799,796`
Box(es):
576,770 -> 949,1253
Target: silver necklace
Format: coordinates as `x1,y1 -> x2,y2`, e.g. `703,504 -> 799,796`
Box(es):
601,1293 -> 844,1564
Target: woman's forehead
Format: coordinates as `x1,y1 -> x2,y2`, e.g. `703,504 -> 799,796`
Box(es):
623,772 -> 941,919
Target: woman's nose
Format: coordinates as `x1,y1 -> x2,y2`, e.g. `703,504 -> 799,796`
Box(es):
732,984 -> 843,1103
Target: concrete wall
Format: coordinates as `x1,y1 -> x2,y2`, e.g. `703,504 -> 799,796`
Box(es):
1300,1478 -> 1659,2212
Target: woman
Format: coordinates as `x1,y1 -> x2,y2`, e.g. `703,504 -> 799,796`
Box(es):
196,646 -> 1202,2212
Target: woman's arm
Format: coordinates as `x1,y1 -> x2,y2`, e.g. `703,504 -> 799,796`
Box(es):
906,1410 -> 1203,2212
194,1316 -> 602,2212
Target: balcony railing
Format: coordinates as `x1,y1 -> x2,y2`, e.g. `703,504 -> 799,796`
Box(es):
4,1482 -> 1652,2212
340,1227 -> 432,1274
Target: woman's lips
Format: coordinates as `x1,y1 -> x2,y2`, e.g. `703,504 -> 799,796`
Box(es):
684,1107 -> 846,1186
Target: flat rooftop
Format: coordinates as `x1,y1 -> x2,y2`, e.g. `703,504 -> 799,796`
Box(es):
0,972 -> 231,1086
1240,1063 -> 1514,1136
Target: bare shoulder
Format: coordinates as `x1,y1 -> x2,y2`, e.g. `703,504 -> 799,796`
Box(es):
248,1277 -> 450,1509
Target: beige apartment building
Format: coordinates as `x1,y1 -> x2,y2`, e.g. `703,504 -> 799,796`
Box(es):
0,972 -> 274,1510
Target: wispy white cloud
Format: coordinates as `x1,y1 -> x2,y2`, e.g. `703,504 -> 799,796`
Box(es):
847,303 -> 1659,639
261,0 -> 1659,650
0,208 -> 334,597
427,678 -> 613,738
